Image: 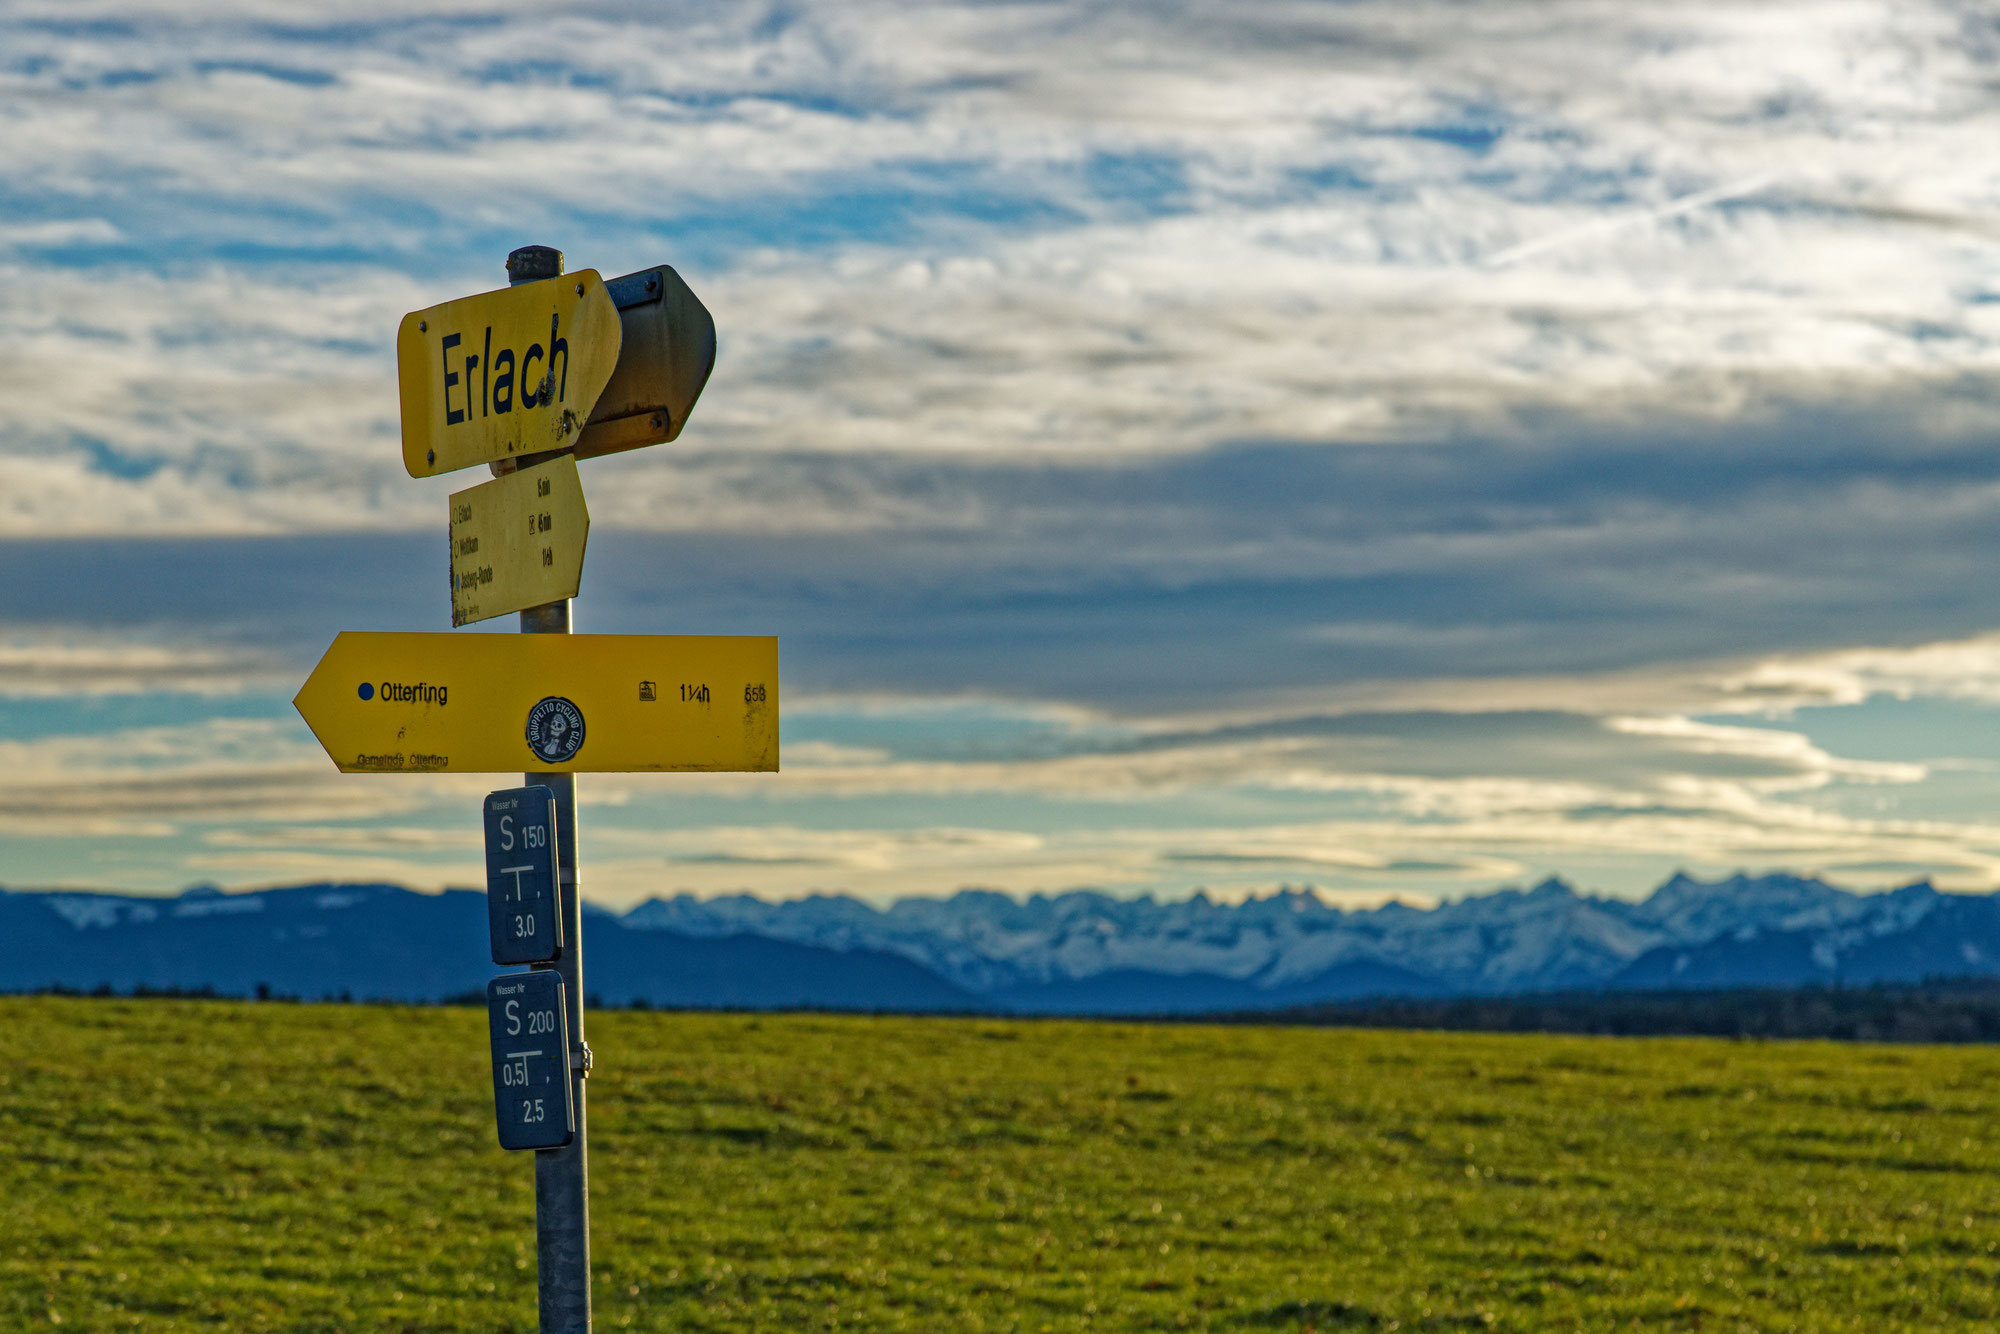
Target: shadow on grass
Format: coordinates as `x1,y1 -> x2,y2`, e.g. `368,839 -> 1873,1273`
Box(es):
1247,1298 -> 1385,1328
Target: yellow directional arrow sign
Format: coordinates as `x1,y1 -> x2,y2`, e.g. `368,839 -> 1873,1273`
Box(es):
398,271 -> 623,478
450,457 -> 589,627
295,632 -> 778,774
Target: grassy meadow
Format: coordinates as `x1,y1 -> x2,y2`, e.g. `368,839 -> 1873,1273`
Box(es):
6,996 -> 2000,1331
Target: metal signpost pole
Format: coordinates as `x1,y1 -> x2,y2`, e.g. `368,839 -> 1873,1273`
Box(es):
507,243 -> 591,1334
302,238 -> 733,1333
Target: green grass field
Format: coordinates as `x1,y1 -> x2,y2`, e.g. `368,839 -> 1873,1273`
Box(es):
7,997 -> 2000,1331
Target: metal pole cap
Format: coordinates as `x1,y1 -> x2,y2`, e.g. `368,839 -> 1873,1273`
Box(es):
506,245 -> 565,284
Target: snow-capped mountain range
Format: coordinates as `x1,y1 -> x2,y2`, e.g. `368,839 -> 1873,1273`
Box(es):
618,872 -> 1966,1008
6,872 -> 1996,1013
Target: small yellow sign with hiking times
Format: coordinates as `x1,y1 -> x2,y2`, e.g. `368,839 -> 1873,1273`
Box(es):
295,632 -> 779,774
398,271 -> 622,477
449,456 -> 589,627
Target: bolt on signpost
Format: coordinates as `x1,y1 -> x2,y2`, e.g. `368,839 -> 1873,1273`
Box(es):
295,244 -> 764,1334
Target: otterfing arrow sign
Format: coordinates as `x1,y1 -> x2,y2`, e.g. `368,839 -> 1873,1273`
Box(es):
294,631 -> 779,774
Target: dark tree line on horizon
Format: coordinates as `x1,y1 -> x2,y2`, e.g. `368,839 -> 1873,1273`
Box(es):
25,978 -> 2000,1043
1221,980 -> 2000,1043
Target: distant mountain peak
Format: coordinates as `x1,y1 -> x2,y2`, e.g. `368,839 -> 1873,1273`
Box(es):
1646,870 -> 1837,905
17,869 -> 1995,1017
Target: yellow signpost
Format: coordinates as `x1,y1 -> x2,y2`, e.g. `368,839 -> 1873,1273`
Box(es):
332,244 -> 737,1327
398,271 -> 623,477
295,631 -> 778,774
449,456 -> 590,627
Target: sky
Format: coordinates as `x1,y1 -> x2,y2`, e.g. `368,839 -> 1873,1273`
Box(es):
5,0 -> 2000,909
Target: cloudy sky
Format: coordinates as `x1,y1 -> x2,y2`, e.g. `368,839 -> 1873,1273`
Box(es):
6,0 -> 2000,908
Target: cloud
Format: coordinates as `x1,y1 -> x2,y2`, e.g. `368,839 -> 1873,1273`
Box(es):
1,652 -> 1991,900
201,824 -> 477,851
14,392 -> 2000,713
3,0 -> 1997,537
0,718 -> 481,837
0,628 -> 302,697
1716,636 -> 2000,714
9,1 -> 2000,901
558,776 -> 2000,906
0,219 -> 123,252
0,264 -> 431,536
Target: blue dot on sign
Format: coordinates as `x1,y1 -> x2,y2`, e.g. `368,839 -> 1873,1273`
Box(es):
357,682 -> 374,701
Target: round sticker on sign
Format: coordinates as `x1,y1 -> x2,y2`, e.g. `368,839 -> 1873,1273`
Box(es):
525,697 -> 586,763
